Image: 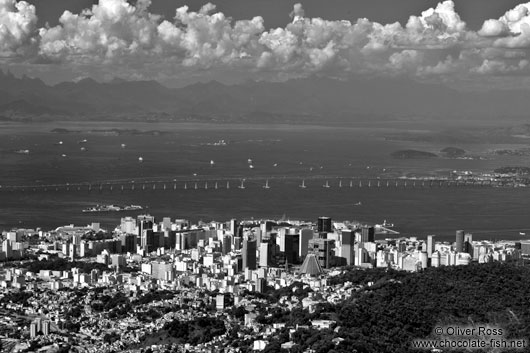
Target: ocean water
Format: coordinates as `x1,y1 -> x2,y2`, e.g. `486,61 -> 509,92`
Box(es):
1,120 -> 530,242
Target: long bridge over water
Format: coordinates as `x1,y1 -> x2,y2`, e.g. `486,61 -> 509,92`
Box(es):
0,176 -> 515,193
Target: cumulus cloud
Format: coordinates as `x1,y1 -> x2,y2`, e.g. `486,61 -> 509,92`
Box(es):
5,0 -> 530,85
0,0 -> 37,56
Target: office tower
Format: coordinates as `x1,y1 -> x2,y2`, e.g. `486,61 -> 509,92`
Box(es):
242,239 -> 257,270
230,219 -> 238,235
233,236 -> 242,251
341,229 -> 355,265
455,230 -> 464,253
427,235 -> 435,258
254,228 -> 262,245
140,229 -> 157,253
161,217 -> 172,231
120,216 -> 136,234
298,228 -> 314,257
68,242 -> 76,261
292,231 -> 300,263
464,233 -> 473,255
2,239 -> 13,259
279,231 -> 294,264
260,221 -> 274,234
259,242 -> 272,267
7,232 -> 20,243
308,238 -> 335,268
222,233 -> 232,255
361,226 -> 375,243
420,251 -> 428,269
137,215 -> 154,235
317,216 -> 332,234
120,233 -> 137,253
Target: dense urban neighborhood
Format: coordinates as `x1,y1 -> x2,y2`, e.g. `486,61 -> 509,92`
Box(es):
0,215 -> 527,352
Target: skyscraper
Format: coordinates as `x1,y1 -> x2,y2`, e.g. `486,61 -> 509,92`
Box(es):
427,235 -> 435,258
455,230 -> 464,253
341,229 -> 355,265
299,228 -> 313,258
279,231 -> 294,264
242,239 -> 257,270
317,216 -> 332,234
361,226 -> 375,243
308,238 -> 335,268
464,233 -> 473,255
259,242 -> 273,267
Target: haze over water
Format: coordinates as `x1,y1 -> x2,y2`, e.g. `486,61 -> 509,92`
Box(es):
1,120 -> 530,242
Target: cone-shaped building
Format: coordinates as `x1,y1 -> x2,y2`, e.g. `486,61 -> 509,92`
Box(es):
300,253 -> 323,276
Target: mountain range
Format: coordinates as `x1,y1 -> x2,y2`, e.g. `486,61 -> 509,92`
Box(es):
1,70 -> 530,121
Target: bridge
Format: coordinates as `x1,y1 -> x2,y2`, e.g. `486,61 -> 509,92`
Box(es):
0,176 -> 509,193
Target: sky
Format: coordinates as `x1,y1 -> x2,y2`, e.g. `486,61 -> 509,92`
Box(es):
3,0 -> 530,88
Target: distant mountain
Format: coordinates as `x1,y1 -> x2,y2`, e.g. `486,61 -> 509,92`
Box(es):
0,99 -> 61,115
1,70 -> 530,121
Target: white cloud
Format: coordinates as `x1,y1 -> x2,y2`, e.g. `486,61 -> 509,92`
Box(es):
0,0 -> 37,56
5,0 -> 530,85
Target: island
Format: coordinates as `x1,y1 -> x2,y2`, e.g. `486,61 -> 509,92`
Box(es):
390,150 -> 438,159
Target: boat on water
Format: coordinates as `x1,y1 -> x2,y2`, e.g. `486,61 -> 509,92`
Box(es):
263,180 -> 270,189
354,201 -> 362,206
299,180 -> 307,188
238,179 -> 246,189
82,204 -> 143,213
520,232 -> 526,236
382,220 -> 394,228
323,180 -> 331,188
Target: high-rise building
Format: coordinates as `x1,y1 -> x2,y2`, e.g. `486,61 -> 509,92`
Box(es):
222,233 -> 232,255
30,322 -> 37,338
341,229 -> 355,265
233,236 -> 242,251
259,242 -> 273,267
137,215 -> 154,235
317,217 -> 332,234
34,317 -> 42,333
455,230 -> 464,253
120,233 -> 137,253
68,242 -> 76,261
427,235 -> 435,258
308,238 -> 335,268
360,227 -> 375,243
161,217 -> 172,231
242,239 -> 257,270
42,320 -> 50,335
464,233 -> 473,255
120,217 -> 136,234
230,219 -> 238,235
279,231 -> 294,264
2,239 -> 12,259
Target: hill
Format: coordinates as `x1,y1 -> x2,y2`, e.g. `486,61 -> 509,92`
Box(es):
2,71 -> 530,121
